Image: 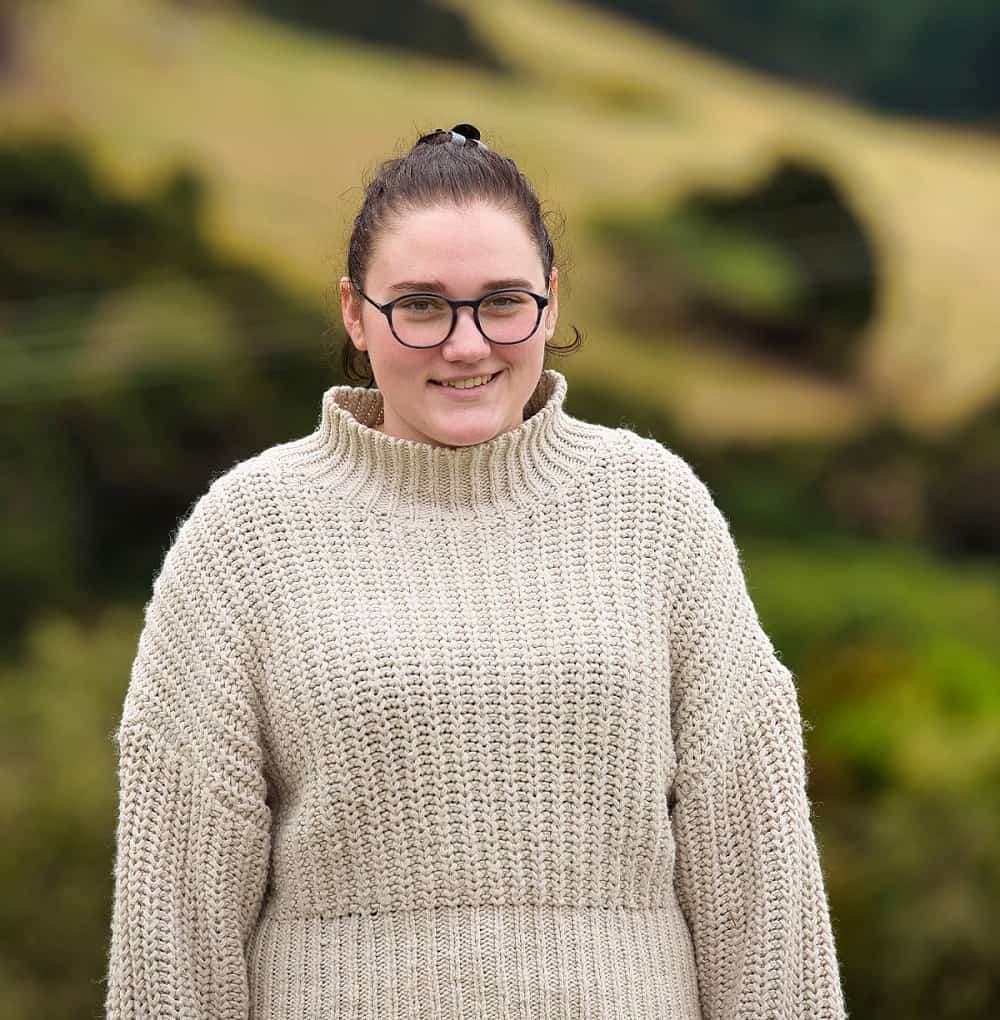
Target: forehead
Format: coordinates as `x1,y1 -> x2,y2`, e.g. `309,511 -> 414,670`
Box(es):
368,202 -> 544,291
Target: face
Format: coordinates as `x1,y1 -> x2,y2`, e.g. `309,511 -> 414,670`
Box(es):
340,201 -> 559,449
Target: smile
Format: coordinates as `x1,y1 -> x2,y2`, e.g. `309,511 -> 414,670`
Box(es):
430,370 -> 502,391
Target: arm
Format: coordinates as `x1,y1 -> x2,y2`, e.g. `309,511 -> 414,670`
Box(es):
104,486 -> 271,1020
665,458 -> 847,1020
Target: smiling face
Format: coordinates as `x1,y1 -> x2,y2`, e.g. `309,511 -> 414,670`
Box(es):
340,201 -> 559,449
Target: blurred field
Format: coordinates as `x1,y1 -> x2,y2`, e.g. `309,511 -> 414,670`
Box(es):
5,0 -> 1000,437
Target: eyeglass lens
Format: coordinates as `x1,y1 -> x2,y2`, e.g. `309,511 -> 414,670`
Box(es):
390,291 -> 541,347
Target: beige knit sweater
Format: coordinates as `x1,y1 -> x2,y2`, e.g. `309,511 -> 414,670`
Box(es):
104,368 -> 847,1019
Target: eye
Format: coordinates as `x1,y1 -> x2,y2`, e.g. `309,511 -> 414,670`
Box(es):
396,295 -> 448,314
482,291 -> 529,310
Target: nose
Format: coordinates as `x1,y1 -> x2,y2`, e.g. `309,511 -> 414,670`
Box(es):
443,305 -> 490,356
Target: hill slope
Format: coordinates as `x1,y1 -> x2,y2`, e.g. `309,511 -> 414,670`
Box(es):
3,0 -> 1000,437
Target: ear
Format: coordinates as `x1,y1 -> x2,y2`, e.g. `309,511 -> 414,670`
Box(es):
340,276 -> 366,351
543,267 -> 559,342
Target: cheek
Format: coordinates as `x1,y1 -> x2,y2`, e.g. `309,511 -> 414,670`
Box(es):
365,315 -> 398,350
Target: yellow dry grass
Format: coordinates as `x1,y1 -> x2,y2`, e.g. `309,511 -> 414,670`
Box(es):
3,0 -> 1000,438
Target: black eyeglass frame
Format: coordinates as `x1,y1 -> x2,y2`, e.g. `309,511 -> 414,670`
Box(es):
353,283 -> 550,349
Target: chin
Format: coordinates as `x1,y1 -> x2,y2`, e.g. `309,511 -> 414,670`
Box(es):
431,417 -> 509,448
434,428 -> 501,449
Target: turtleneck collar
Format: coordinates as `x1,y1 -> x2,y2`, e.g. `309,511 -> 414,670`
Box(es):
278,369 -> 605,523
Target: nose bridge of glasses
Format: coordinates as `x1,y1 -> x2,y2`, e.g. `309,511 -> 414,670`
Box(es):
449,298 -> 488,340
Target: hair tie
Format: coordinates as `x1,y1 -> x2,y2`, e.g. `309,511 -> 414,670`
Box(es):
416,124 -> 490,150
449,123 -> 490,151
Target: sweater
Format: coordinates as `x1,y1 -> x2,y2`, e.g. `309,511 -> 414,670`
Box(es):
104,367 -> 847,1020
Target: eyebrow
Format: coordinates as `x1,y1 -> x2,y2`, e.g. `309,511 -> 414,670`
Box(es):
385,277 -> 539,295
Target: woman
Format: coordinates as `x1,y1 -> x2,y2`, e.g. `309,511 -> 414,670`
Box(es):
104,124 -> 848,1019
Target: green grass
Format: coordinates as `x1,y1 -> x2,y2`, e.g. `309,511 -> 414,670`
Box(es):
745,534 -> 1000,654
739,534 -> 1000,795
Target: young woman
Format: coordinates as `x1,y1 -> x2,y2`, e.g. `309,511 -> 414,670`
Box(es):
105,124 -> 847,1019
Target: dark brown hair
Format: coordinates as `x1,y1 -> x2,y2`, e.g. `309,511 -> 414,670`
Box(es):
340,125 -> 583,386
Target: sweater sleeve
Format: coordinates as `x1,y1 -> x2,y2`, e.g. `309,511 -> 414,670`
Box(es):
104,487 -> 272,1020
665,459 -> 847,1020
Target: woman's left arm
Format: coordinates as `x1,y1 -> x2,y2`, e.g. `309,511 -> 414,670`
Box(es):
665,457 -> 848,1020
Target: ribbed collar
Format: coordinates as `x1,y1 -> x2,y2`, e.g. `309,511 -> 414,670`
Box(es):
279,369 -> 604,522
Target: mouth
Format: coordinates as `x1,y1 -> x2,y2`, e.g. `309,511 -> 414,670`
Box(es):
429,370 -> 503,390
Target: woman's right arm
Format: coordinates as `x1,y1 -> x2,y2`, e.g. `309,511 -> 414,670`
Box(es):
104,487 -> 271,1019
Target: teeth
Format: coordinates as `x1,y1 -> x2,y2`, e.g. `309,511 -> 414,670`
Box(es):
440,373 -> 494,389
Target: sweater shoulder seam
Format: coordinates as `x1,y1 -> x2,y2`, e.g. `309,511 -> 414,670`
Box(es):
673,658 -> 803,789
115,714 -> 272,832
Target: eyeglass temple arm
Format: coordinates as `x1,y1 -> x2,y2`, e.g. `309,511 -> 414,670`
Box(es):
355,286 -> 390,316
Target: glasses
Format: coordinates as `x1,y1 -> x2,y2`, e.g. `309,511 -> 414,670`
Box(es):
354,283 -> 550,349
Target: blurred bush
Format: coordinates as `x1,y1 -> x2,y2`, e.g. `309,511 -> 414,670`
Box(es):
815,395 -> 1000,559
0,609 -> 131,1018
828,789 -> 1000,1018
738,539 -> 1000,1018
0,133 -> 337,651
924,396 -> 1000,558
591,155 -> 878,378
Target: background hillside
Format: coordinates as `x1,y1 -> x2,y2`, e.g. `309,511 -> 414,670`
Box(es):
2,1 -> 999,1017
5,0 -> 1000,433
591,0 -> 1000,123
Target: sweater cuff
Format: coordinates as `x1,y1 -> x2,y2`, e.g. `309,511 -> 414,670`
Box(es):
105,722 -> 271,1019
671,670 -> 848,1020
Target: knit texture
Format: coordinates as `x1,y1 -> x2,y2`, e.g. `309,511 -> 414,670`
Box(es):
104,368 -> 847,1019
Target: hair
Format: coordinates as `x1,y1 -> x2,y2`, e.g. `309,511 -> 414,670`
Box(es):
340,124 -> 584,386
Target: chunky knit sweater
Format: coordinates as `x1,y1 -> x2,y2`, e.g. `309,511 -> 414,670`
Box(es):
104,368 -> 847,1020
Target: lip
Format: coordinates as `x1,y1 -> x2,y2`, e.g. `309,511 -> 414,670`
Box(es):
429,370 -> 503,395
